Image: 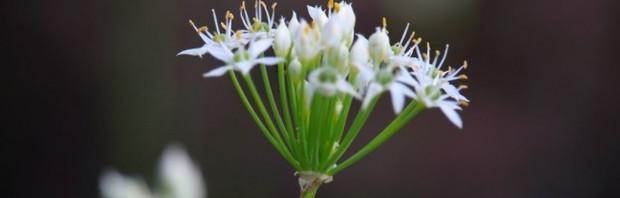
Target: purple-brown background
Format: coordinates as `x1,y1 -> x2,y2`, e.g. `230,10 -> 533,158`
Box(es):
6,0 -> 620,197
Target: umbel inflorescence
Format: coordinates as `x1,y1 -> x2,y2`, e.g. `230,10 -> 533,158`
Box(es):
178,0 -> 469,197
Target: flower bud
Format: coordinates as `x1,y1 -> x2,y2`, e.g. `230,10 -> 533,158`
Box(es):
321,17 -> 344,47
338,3 -> 356,43
307,6 -> 328,28
274,18 -> 291,57
288,12 -> 300,38
289,58 -> 302,80
368,28 -> 392,63
350,34 -> 369,68
294,21 -> 321,63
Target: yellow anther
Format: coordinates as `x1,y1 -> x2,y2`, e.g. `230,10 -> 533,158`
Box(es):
189,19 -> 195,26
225,10 -> 234,20
259,0 -> 267,9
463,60 -> 468,69
458,74 -> 468,80
328,0 -> 334,9
382,17 -> 387,30
272,2 -> 278,10
414,37 -> 422,44
197,26 -> 208,33
240,1 -> 246,9
458,85 -> 469,89
334,3 -> 341,12
459,100 -> 470,107
235,30 -> 243,39
435,50 -> 441,56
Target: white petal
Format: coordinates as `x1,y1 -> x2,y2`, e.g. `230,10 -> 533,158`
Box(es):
307,6 -> 328,26
177,45 -> 209,57
395,68 -> 417,86
442,84 -> 468,101
255,57 -> 283,65
439,104 -> 463,129
203,65 -> 231,77
249,39 -> 274,58
389,85 -> 406,114
392,83 -> 416,98
362,83 -> 384,109
235,61 -> 255,75
207,45 -> 233,62
337,79 -> 360,98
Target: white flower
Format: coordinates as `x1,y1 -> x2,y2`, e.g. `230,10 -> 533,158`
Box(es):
100,170 -> 152,198
204,38 -> 282,77
360,67 -> 416,114
177,20 -> 216,58
237,1 -> 278,41
368,27 -> 392,63
288,12 -> 301,37
409,44 -> 469,128
293,21 -> 321,63
321,15 -> 344,47
158,144 -> 206,198
350,34 -> 370,70
273,18 -> 292,57
100,144 -> 206,198
307,67 -> 360,100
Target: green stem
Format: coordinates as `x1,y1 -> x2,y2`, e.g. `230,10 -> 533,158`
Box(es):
321,97 -> 379,171
300,184 -> 320,198
228,71 -> 300,169
241,73 -> 301,170
260,65 -> 295,154
328,102 -> 425,175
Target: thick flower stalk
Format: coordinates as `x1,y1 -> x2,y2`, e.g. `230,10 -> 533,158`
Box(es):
178,1 -> 469,197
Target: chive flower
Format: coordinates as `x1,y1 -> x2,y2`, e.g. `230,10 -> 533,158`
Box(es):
178,1 -> 469,197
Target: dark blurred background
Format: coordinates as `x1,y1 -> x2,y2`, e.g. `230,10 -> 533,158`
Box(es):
5,0 -> 620,197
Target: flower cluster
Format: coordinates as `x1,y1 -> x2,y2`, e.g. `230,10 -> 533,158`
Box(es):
178,0 -> 469,196
100,145 -> 206,198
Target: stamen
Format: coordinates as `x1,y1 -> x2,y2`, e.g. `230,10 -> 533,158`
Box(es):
457,74 -> 468,80
235,30 -> 243,39
463,60 -> 468,69
197,26 -> 208,33
226,10 -> 234,20
458,100 -> 470,107
240,1 -> 246,10
272,2 -> 278,10
382,17 -> 387,30
211,9 -> 221,34
328,0 -> 334,9
334,3 -> 341,12
458,85 -> 469,89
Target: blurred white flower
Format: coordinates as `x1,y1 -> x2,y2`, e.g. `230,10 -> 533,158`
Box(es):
273,18 -> 292,57
100,171 -> 152,198
204,39 -> 282,77
158,144 -> 206,198
409,44 -> 469,128
100,144 -> 206,198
